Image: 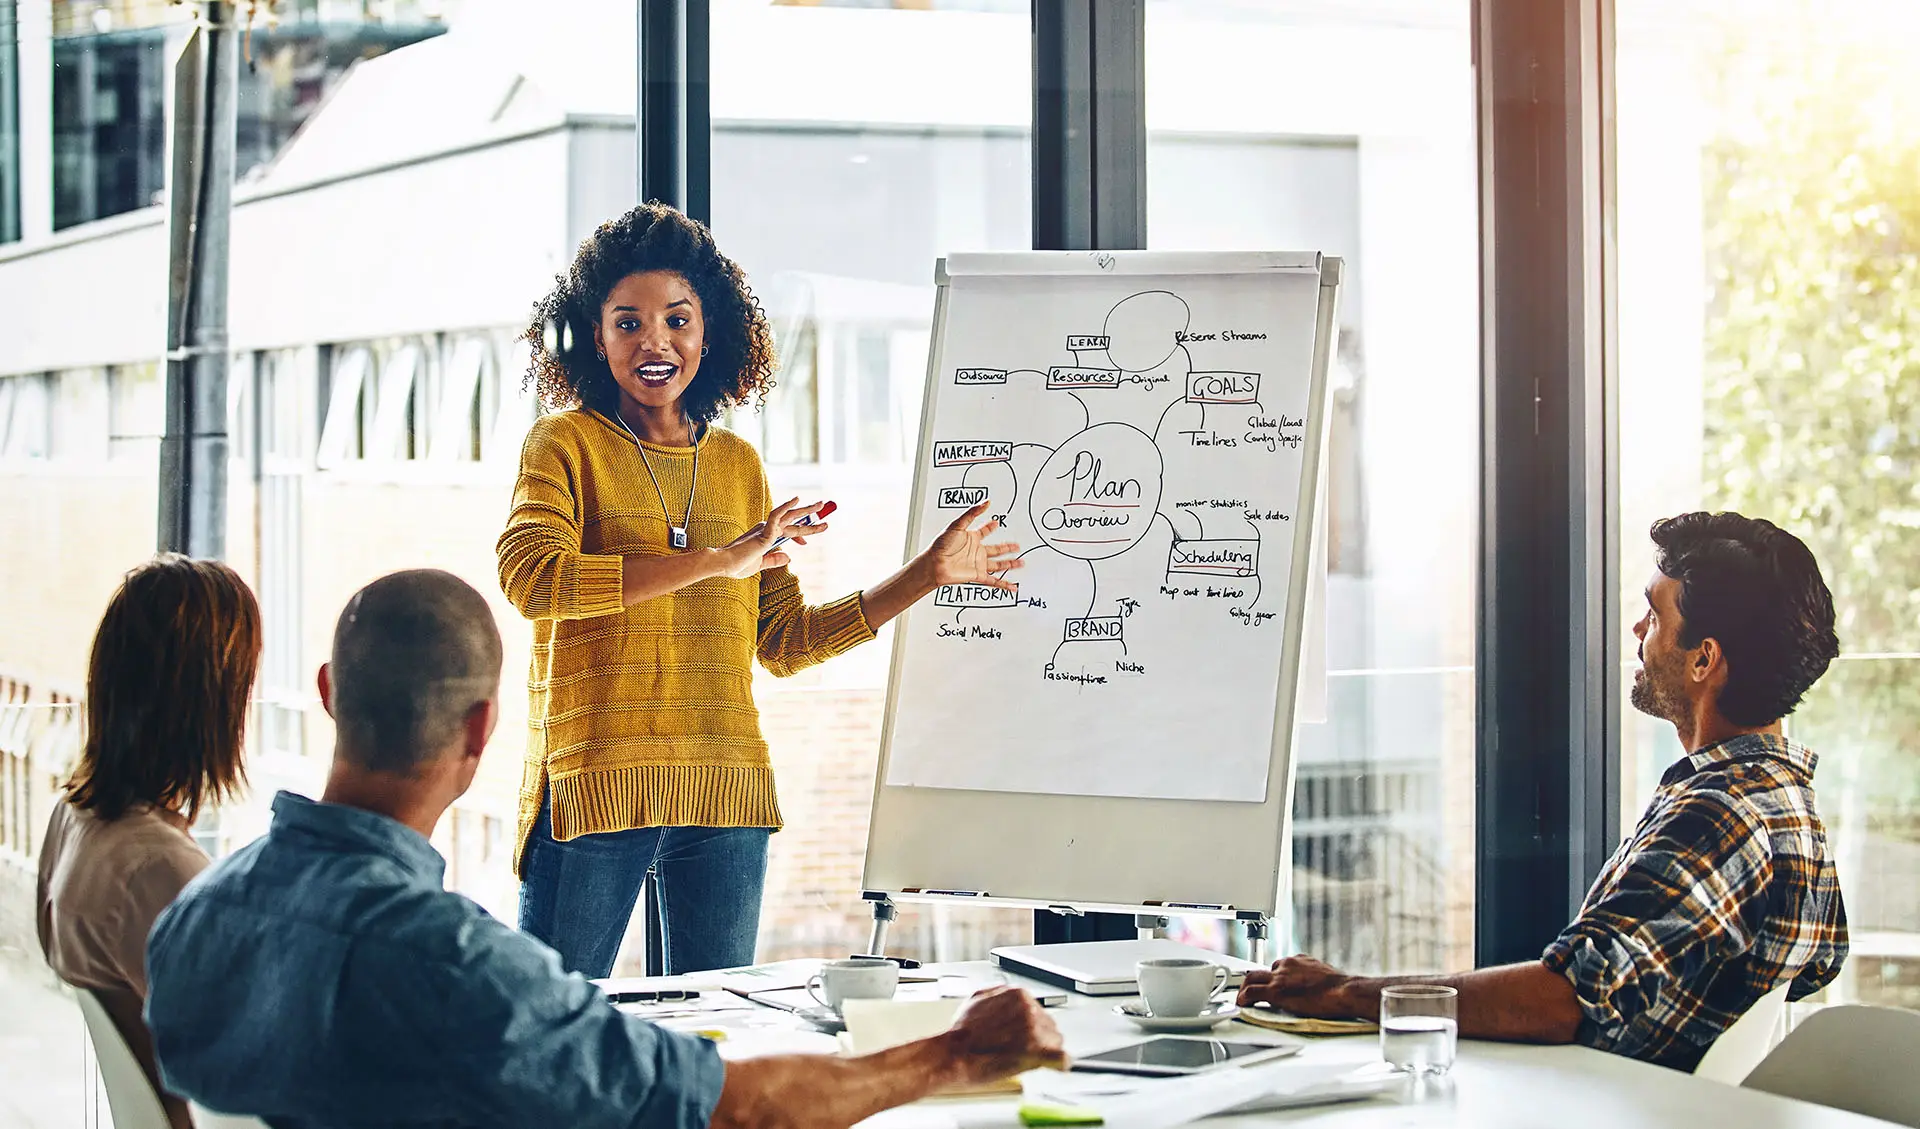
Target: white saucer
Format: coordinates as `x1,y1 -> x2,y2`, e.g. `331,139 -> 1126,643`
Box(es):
1114,1001 -> 1242,1032
792,1005 -> 846,1034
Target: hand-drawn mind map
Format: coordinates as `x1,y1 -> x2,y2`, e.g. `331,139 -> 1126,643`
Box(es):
887,277 -> 1320,803
934,289 -> 1306,673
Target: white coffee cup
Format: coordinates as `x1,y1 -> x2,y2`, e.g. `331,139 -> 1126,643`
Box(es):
806,958 -> 899,1014
1136,958 -> 1229,1018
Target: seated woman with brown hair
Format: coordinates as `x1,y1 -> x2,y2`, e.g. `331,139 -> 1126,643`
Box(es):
36,554 -> 260,1129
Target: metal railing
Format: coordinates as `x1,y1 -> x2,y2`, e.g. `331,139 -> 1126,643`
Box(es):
1292,762 -> 1450,975
0,669 -> 83,866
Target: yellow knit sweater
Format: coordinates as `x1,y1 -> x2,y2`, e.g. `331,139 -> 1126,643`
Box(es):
497,408 -> 875,873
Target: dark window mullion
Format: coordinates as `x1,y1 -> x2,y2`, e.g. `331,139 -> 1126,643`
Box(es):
1030,0 -> 1146,945
639,0 -> 710,224
634,0 -> 712,975
1474,0 -> 1620,967
1032,0 -> 1144,253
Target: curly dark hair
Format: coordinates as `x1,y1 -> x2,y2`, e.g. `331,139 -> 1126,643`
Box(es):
523,202 -> 777,424
1650,511 -> 1841,727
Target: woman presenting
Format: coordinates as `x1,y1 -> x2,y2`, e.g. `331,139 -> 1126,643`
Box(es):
498,203 -> 1020,977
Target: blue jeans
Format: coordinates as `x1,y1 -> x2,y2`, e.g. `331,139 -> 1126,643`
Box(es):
518,794 -> 770,979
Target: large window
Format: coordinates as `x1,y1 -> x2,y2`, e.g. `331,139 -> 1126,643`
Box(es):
705,0 -> 1035,967
1617,0 -> 1920,1009
1,0 -> 1536,1113
17,2 -> 1910,1098
1145,0 -> 1478,975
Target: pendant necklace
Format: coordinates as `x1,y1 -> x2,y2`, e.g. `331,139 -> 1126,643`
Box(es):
617,412 -> 700,551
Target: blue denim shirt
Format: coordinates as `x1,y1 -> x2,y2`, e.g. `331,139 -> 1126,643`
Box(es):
145,792 -> 725,1129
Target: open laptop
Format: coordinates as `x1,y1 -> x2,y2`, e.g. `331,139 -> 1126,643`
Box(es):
990,939 -> 1266,997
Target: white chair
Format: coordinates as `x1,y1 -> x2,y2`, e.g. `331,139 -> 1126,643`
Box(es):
190,1104 -> 273,1129
1741,1004 -> 1920,1127
74,987 -> 275,1129
73,987 -> 171,1129
1693,979 -> 1791,1084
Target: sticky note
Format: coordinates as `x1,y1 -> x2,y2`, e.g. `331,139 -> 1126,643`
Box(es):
1018,1102 -> 1103,1127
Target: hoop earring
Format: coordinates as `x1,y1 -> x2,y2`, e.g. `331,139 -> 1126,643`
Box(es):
700,345 -> 710,357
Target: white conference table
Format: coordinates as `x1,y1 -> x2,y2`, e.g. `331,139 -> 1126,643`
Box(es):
673,960 -> 1900,1129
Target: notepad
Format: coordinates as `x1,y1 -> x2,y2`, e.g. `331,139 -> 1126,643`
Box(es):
837,998 -> 1025,1097
1235,1005 -> 1376,1036
840,998 -> 966,1051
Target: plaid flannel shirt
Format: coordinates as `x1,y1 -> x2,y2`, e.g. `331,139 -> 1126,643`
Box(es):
1542,732 -> 1848,1071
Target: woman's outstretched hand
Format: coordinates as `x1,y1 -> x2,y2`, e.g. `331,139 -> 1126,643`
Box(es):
716,498 -> 830,580
921,502 -> 1021,592
855,501 -> 1021,630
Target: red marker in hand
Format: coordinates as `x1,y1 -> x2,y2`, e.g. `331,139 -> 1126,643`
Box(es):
771,500 -> 836,549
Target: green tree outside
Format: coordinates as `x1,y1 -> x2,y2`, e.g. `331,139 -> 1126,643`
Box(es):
1697,14 -> 1920,833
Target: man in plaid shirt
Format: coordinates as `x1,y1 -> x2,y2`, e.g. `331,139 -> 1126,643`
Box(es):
1239,512 -> 1848,1071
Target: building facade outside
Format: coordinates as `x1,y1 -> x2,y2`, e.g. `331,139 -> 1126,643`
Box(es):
4,0 -> 1910,1007
2,0 -> 453,245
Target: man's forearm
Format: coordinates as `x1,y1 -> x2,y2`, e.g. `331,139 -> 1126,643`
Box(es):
710,1038 -> 959,1129
1340,961 -> 1584,1044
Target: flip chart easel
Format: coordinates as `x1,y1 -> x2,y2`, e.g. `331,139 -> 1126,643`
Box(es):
858,251 -> 1344,962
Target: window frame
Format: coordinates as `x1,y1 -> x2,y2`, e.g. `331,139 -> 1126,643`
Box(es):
366,341 -> 423,462
315,344 -> 372,469
1472,0 -> 1623,963
0,372 -> 53,462
636,0 -> 1626,963
429,336 -> 489,463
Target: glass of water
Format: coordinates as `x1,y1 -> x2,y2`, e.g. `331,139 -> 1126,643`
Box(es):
1380,985 -> 1458,1075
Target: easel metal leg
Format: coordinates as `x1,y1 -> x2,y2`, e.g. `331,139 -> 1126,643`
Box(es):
866,898 -> 898,957
1135,913 -> 1168,942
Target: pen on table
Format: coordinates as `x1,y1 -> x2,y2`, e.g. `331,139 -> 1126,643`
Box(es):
849,954 -> 921,969
771,500 -> 836,549
607,988 -> 702,1004
727,988 -> 801,1012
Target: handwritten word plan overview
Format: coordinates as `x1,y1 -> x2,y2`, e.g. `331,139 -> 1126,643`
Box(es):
885,268 -> 1326,803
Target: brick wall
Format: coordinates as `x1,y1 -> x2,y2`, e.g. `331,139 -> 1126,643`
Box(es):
757,685 -> 883,959
753,685 -> 1033,963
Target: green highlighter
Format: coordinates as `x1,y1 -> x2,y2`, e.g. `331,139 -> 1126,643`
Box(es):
1017,1102 -> 1104,1126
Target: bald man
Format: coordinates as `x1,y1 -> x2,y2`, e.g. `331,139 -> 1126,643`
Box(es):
146,570 -> 1061,1129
